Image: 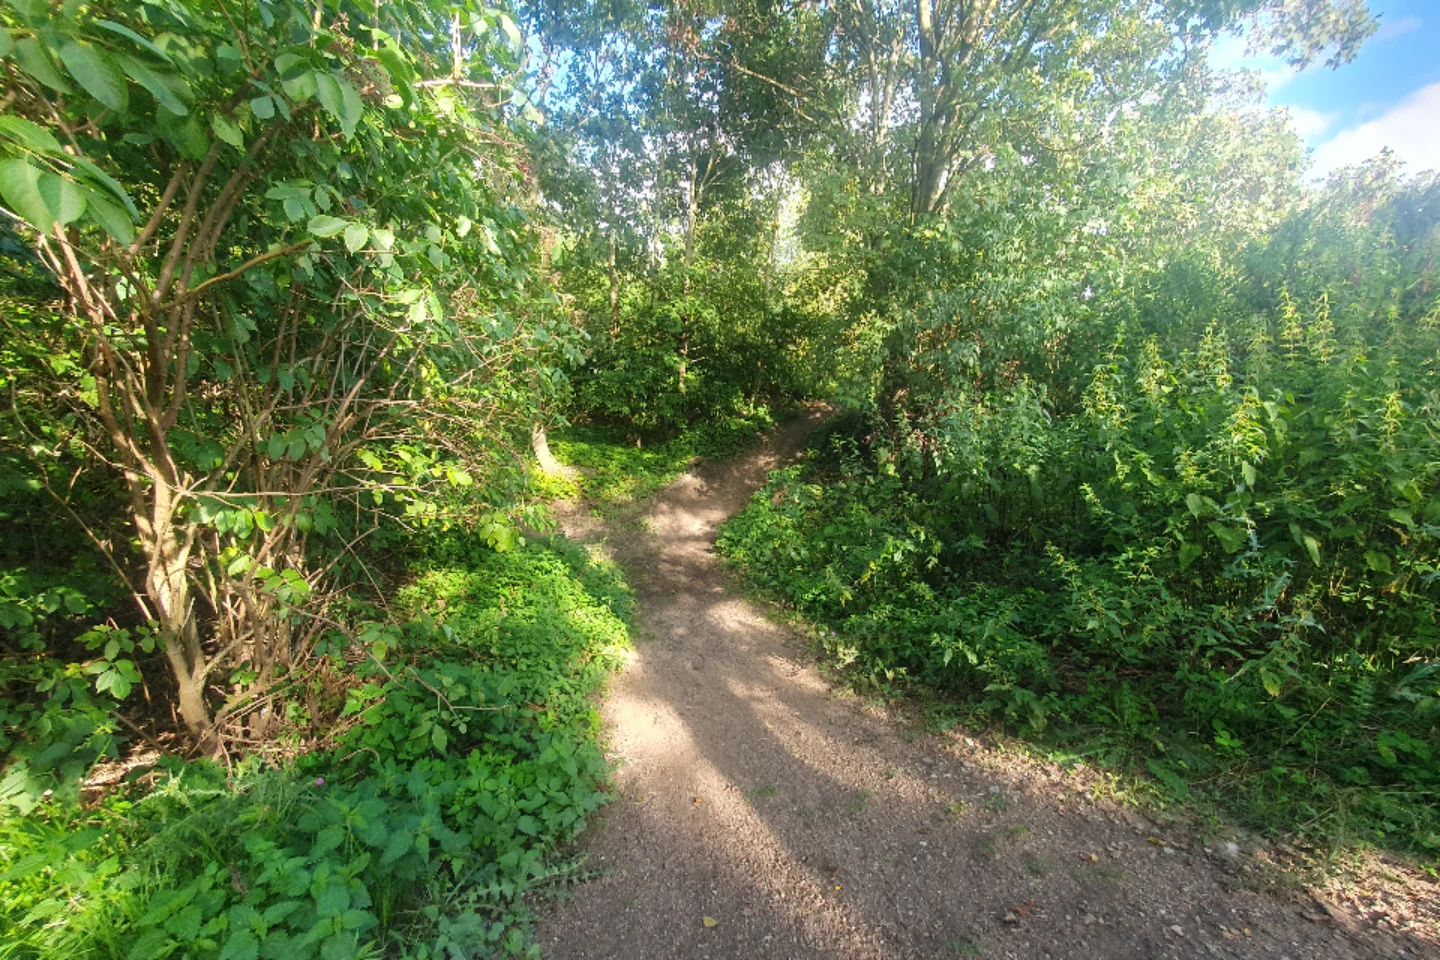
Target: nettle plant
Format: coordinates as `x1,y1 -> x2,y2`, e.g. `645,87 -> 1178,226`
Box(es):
0,0 -> 562,747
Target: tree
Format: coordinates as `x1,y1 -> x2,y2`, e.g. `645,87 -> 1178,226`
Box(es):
0,0 -> 556,746
826,0 -> 1374,220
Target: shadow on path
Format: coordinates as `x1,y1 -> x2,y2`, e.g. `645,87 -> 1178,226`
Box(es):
533,412 -> 1426,960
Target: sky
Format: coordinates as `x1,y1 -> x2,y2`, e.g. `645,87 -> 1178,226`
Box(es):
1209,0 -> 1440,179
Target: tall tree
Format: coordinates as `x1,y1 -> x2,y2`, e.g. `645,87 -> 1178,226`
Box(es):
0,0 -> 551,744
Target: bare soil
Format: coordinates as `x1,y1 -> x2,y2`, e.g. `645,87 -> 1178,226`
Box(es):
533,411 -> 1437,959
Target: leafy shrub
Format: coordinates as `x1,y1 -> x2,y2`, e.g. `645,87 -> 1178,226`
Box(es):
719,167 -> 1440,853
548,408 -> 776,512
0,535 -> 632,959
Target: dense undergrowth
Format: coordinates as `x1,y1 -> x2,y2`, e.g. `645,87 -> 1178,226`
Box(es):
2,0 -> 1435,954
0,535 -> 631,959
541,408 -> 779,513
720,171 -> 1440,858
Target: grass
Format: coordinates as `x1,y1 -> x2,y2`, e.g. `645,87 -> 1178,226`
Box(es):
981,789 -> 1008,812
542,409 -> 776,516
0,533 -> 636,959
947,935 -> 984,957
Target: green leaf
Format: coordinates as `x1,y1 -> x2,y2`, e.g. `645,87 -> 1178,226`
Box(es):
1259,669 -> 1282,698
320,935 -> 357,960
218,929 -> 259,960
84,189 -> 135,244
281,69 -> 317,102
431,725 -> 447,752
14,38 -> 71,93
1179,541 -> 1202,571
0,28 -> 12,59
307,215 -> 348,238
37,172 -> 86,225
515,814 -> 539,836
250,95 -> 275,120
92,19 -> 173,63
267,434 -> 286,460
58,40 -> 129,113
1364,549 -> 1393,575
260,900 -> 303,925
117,53 -> 188,115
158,112 -> 207,159
1288,522 -> 1321,564
211,113 -> 243,149
338,79 -> 363,136
1207,521 -> 1245,554
315,72 -> 362,139
499,14 -> 523,54
343,223 -> 368,253
1185,493 -> 1207,517
0,158 -> 55,231
1241,462 -> 1257,487
71,155 -> 138,215
0,116 -> 61,154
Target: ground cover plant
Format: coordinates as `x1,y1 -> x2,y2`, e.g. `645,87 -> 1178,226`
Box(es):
3,0 -> 1438,955
0,533 -> 631,958
543,409 -> 778,514
718,163 -> 1440,855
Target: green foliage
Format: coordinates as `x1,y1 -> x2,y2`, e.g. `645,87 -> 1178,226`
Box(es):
547,409 -> 776,513
0,534 -> 631,959
720,164 -> 1440,854
0,0 -> 564,742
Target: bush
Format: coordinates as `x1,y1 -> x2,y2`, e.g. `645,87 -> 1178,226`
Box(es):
718,168 -> 1440,854
0,535 -> 632,959
547,408 -> 776,513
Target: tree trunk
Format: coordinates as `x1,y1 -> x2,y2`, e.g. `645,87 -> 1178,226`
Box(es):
142,494 -> 215,748
608,232 -> 620,334
532,423 -> 577,478
679,154 -> 698,397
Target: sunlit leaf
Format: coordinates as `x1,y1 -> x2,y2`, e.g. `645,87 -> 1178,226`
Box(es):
58,40 -> 129,113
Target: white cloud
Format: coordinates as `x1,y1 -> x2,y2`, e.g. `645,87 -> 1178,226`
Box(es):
1285,105 -> 1337,141
1310,82 -> 1440,178
1208,34 -> 1303,93
1374,14 -> 1422,43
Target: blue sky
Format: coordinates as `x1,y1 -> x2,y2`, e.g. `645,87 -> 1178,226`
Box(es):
1210,0 -> 1440,177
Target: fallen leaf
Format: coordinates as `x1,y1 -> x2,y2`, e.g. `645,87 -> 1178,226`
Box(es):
1146,836 -> 1163,845
1081,853 -> 1098,862
702,916 -> 718,928
693,797 -> 703,804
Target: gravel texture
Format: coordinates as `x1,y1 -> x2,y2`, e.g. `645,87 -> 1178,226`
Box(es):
533,411 -> 1436,960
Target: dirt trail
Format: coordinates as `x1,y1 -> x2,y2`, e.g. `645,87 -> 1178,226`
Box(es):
534,412 -> 1430,960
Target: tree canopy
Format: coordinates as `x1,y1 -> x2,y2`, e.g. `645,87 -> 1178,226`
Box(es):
2,0 -> 1438,955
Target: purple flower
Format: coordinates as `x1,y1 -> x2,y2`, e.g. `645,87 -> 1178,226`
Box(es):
314,777 -> 325,787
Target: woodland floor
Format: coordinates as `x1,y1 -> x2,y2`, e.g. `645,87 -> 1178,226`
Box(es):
532,411 -> 1438,960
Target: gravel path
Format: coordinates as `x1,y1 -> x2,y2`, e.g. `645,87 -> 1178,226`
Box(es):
533,412 -> 1434,960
